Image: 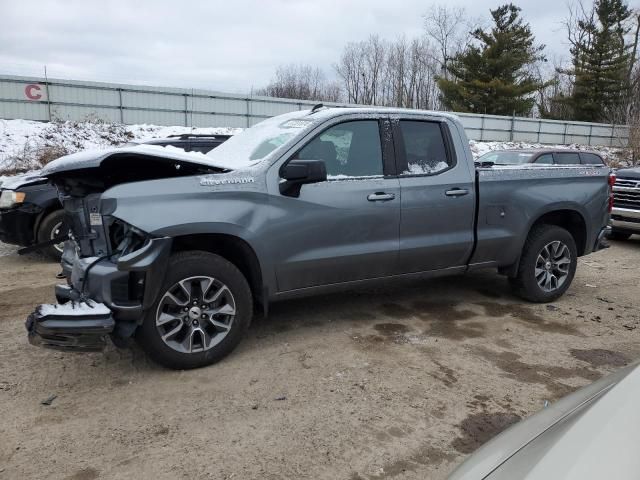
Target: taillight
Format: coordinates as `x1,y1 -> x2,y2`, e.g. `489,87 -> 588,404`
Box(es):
608,172 -> 616,212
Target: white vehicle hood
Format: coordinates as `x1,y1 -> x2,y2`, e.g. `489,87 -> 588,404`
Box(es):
449,364 -> 640,479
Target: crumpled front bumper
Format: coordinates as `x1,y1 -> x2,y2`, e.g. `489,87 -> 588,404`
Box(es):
26,300 -> 115,352
26,236 -> 172,352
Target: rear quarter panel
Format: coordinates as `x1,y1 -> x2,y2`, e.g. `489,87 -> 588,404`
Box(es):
472,166 -> 610,267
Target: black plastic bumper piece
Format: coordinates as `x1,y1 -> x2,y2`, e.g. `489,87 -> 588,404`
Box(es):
594,226 -> 612,252
26,301 -> 115,352
0,208 -> 37,246
117,236 -> 172,310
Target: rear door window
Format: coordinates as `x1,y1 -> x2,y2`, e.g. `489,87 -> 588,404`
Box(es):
554,152 -> 581,165
580,153 -> 604,165
398,121 -> 452,175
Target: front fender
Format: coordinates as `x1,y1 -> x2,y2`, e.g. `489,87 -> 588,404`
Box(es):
102,175 -> 275,296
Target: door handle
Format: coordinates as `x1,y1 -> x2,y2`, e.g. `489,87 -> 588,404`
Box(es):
367,192 -> 396,202
445,188 -> 469,197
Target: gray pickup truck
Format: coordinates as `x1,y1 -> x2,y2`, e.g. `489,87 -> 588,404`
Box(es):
25,107 -> 613,369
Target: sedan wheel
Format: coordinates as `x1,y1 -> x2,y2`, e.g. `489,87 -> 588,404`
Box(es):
50,221 -> 65,254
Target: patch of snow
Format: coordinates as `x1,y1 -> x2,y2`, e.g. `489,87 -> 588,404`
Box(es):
127,124 -> 241,144
326,174 -> 384,180
0,170 -> 45,189
0,118 -> 241,174
37,299 -> 111,317
404,161 -> 449,175
206,111 -> 315,167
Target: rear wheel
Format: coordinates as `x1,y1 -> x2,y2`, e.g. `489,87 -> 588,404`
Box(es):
510,224 -> 578,303
136,251 -> 252,369
608,230 -> 632,241
37,210 -> 66,261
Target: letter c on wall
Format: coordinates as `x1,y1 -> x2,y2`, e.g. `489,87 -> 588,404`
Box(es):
25,84 -> 43,100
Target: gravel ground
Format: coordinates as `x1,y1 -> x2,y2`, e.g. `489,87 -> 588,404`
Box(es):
1,238 -> 639,480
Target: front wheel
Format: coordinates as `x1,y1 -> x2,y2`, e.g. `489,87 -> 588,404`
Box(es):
37,210 -> 66,261
510,224 -> 578,303
136,251 -> 253,369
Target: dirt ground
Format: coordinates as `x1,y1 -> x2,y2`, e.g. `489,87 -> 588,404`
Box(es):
1,238 -> 639,480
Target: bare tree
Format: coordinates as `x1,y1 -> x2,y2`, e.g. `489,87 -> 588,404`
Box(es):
627,13 -> 640,163
423,5 -> 470,81
256,64 -> 342,102
335,35 -> 441,109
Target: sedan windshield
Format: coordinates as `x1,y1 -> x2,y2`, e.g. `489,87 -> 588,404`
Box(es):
478,151 -> 535,165
206,112 -> 315,168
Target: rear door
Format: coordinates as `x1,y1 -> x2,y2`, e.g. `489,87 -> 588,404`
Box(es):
392,116 -> 476,273
271,117 -> 401,291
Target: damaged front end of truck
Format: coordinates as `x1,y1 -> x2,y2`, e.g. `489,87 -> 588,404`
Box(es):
25,145 -> 231,352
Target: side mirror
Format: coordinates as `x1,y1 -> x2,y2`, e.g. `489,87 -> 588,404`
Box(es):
279,159 -> 327,197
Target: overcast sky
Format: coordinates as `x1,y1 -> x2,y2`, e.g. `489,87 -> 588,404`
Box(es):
1,0 -> 576,93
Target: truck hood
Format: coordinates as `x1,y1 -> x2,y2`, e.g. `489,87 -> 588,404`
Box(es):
615,166 -> 640,180
449,363 -> 639,479
41,144 -> 257,197
42,144 -> 246,176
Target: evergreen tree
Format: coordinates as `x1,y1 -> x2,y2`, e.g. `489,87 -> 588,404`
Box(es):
437,4 -> 546,116
564,0 -> 633,122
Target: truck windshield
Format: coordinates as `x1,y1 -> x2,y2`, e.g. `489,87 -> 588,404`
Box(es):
206,113 -> 315,167
478,151 -> 535,165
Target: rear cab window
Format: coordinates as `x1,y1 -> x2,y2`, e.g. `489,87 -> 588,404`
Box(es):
395,120 -> 454,175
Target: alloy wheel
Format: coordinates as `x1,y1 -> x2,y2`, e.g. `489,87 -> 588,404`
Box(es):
155,276 -> 236,354
535,240 -> 571,292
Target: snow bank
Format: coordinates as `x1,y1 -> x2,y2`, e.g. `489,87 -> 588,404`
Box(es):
0,118 -> 634,177
0,119 -> 241,174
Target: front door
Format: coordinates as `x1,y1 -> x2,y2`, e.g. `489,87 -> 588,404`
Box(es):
271,119 -> 401,292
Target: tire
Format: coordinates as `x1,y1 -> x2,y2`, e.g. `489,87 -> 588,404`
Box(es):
607,230 -> 632,241
37,210 -> 66,261
136,251 -> 252,369
510,224 -> 578,303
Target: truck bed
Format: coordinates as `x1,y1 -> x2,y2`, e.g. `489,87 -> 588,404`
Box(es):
471,164 -> 611,268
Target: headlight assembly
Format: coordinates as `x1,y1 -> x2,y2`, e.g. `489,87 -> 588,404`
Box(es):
108,217 -> 149,257
0,190 -> 26,209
